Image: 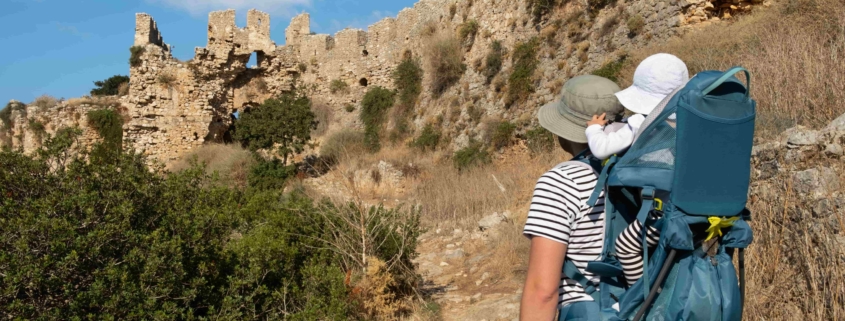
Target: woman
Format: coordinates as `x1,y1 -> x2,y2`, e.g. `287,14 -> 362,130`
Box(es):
520,75 -> 623,320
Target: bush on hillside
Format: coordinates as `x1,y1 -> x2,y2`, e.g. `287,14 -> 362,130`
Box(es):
593,56 -> 628,83
157,73 -> 176,87
459,20 -> 480,46
235,90 -> 316,164
91,75 -> 130,96
425,32 -> 465,96
525,126 -> 556,155
330,79 -> 349,94
86,108 -> 124,159
169,144 -> 255,189
311,102 -> 333,137
453,140 -> 491,170
528,0 -> 560,22
587,0 -> 614,17
393,55 -> 424,112
484,41 -> 505,84
247,156 -> 297,190
627,15 -> 645,36
507,37 -> 540,108
487,120 -> 517,149
27,119 -> 46,143
360,86 -> 395,152
0,101 -> 27,131
411,124 -> 442,151
31,95 -> 58,112
129,46 -> 145,67
320,129 -> 367,162
0,133 -> 422,319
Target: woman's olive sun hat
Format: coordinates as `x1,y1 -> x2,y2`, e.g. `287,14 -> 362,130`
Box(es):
538,75 -> 623,143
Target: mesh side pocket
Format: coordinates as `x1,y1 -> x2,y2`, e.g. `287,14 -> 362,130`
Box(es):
618,118 -> 677,170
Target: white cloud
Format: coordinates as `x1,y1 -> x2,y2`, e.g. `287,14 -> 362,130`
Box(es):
55,22 -> 91,38
146,0 -> 312,16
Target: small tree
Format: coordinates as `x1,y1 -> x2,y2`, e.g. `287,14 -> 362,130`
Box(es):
360,86 -> 395,152
91,75 -> 130,96
235,90 -> 317,164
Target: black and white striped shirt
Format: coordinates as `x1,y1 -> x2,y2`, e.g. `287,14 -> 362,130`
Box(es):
523,164 -> 605,307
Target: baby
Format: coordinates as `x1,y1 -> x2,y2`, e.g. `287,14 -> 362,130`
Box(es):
587,53 -> 689,286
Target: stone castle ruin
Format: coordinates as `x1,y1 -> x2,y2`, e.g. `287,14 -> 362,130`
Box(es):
2,0 -> 757,162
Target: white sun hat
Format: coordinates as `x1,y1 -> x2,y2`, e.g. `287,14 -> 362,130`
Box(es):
615,53 -> 689,115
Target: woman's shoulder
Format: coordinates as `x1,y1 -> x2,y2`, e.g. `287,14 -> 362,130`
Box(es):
538,161 -> 599,187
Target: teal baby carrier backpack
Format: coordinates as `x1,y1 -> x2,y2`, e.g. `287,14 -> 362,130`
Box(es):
559,67 -> 756,321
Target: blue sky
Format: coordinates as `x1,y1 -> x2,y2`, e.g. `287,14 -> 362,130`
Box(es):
0,0 -> 417,106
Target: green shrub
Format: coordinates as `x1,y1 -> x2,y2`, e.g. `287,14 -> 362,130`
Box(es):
467,104 -> 485,124
0,135 -> 421,319
488,120 -> 516,149
344,103 -> 356,113
453,140 -> 491,170
157,73 -> 176,87
360,86 -> 395,152
86,108 -> 124,158
235,89 -> 316,164
247,156 -> 296,190
525,126 -> 556,155
592,56 -> 628,83
627,14 -> 645,35
129,45 -> 145,67
459,20 -> 480,45
91,75 -> 130,96
330,79 -> 349,94
320,129 -> 367,162
393,55 -> 424,111
484,41 -> 505,84
411,124 -> 441,151
298,62 -> 308,73
507,37 -> 540,108
27,119 -> 46,143
426,33 -> 465,96
0,101 -> 26,130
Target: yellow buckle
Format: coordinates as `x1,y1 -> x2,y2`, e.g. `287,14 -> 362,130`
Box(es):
654,198 -> 663,211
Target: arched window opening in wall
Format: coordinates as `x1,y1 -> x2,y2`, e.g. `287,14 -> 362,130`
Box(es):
258,18 -> 262,26
359,78 -> 368,87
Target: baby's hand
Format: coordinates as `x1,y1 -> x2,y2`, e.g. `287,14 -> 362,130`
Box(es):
587,113 -> 608,127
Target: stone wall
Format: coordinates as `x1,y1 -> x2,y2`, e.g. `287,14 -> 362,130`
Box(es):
0,97 -> 121,155
4,0 -> 763,161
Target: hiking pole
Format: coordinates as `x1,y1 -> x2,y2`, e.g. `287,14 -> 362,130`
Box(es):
632,248 -> 678,321
739,248 -> 746,318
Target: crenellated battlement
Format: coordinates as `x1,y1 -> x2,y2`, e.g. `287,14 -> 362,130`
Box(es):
134,13 -> 168,50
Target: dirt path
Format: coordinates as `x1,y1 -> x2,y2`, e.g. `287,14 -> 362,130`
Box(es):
304,170 -> 523,321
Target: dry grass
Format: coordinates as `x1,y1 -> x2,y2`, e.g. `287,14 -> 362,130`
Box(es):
745,155 -> 845,320
65,96 -> 121,109
168,144 -> 254,188
423,30 -> 465,96
311,102 -> 334,137
618,0 -> 845,137
412,148 -> 568,227
31,95 -> 58,112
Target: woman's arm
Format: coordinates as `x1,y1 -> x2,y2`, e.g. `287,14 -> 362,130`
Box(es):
520,236 -> 568,321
